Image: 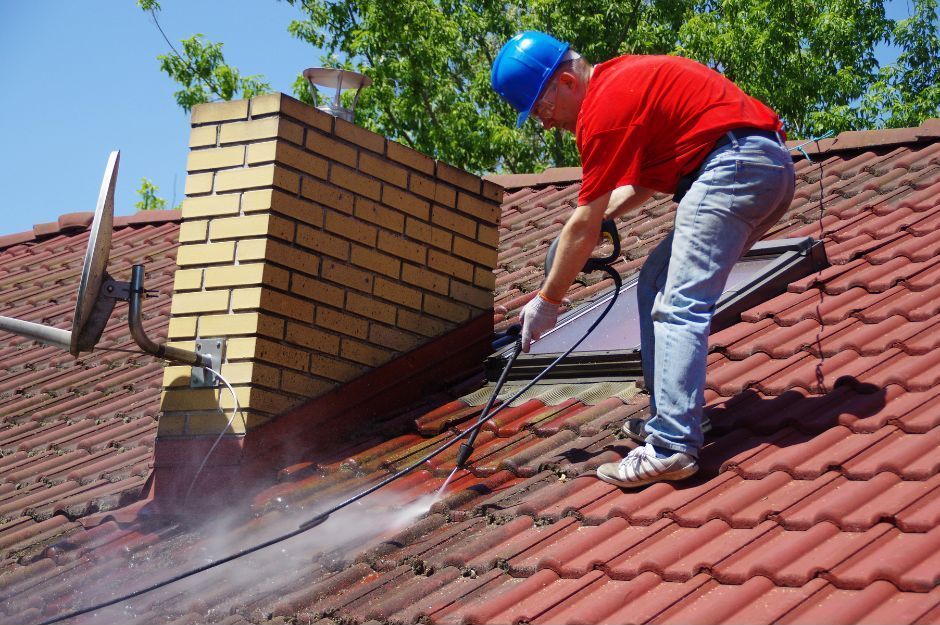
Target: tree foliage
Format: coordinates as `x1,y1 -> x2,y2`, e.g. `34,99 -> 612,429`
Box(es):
138,1 -> 271,112
142,0 -> 939,173
135,178 -> 167,211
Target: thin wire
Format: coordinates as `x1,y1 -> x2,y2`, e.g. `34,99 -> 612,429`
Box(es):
184,367 -> 245,501
32,266 -> 624,625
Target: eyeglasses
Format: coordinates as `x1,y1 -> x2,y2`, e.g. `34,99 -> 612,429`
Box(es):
531,79 -> 558,121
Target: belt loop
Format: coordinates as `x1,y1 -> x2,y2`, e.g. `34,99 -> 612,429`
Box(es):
725,130 -> 739,149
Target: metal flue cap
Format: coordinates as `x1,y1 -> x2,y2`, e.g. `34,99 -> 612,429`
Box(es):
303,68 -> 372,123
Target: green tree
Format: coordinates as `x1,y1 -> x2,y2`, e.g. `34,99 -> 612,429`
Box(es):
142,0 -> 938,173
135,178 -> 167,211
138,0 -> 271,112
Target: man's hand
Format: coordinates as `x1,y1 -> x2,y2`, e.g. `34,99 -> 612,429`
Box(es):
519,294 -> 561,352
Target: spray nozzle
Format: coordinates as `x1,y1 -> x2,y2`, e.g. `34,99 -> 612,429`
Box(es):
455,442 -> 474,469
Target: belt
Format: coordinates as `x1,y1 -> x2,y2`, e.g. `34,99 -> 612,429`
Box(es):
673,128 -> 784,202
712,128 -> 784,150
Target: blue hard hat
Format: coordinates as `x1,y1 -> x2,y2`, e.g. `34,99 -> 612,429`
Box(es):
491,31 -> 571,128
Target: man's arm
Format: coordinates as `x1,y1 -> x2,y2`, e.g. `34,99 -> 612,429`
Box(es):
540,190 -> 612,303
605,184 -> 655,220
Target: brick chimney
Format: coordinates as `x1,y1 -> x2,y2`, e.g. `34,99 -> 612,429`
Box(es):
158,94 -> 502,443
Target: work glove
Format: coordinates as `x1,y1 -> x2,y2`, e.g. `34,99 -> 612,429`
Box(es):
519,293 -> 561,353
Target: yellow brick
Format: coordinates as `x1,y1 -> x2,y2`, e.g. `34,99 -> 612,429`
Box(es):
457,192 -> 501,223
185,173 -> 213,195
334,117 -> 385,153
179,220 -> 209,244
187,145 -> 245,172
431,206 -> 475,238
351,245 -> 401,279
204,263 -> 264,288
170,290 -> 231,315
306,131 -> 358,167
325,211 -> 377,246
359,152 -> 408,187
453,236 -> 497,268
404,218 -> 452,251
161,387 -> 248,414
235,238 -> 268,262
424,293 -> 471,323
356,197 -> 404,232
156,414 -> 187,436
450,280 -> 493,310
320,258 -> 373,293
388,140 -> 434,175
402,263 -> 449,295
247,140 -> 328,180
397,309 -> 448,338
186,408 -> 250,435
369,324 -> 422,352
280,371 -> 334,397
285,321 -> 341,354
291,274 -> 345,308
220,361 -> 280,388
427,249 -> 473,281
192,99 -> 249,124
377,230 -> 426,264
436,161 -> 480,193
231,287 -> 315,322
173,268 -> 203,291
176,241 -> 236,266
346,291 -> 396,324
199,312 -> 284,339
316,307 -> 369,340
301,177 -> 355,213
181,194 -> 240,219
161,365 -> 192,388
474,266 -> 496,291
330,165 -> 381,201
219,116 -> 303,145
309,353 -> 366,383
224,337 -> 257,360
383,185 -> 429,220
214,164 -> 299,194
189,125 -> 218,148
296,224 -> 350,260
374,277 -> 422,310
167,315 -> 198,339
341,338 -> 393,367
250,93 -> 333,132
208,214 -> 295,242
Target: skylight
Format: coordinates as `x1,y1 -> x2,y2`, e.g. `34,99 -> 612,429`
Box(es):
487,237 -> 828,382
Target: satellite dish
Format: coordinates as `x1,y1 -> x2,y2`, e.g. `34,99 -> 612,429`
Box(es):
0,151 -> 120,354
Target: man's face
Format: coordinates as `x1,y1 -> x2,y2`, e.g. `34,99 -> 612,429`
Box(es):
531,72 -> 580,133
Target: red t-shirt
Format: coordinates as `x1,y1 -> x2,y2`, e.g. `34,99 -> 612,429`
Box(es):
576,55 -> 783,204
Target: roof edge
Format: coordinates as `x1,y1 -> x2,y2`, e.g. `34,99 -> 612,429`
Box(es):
0,209 -> 182,252
482,119 -> 940,191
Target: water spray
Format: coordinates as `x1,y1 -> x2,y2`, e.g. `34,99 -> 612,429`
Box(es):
32,219 -> 624,625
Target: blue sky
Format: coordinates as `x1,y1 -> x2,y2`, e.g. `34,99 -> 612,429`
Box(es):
0,1 -> 917,236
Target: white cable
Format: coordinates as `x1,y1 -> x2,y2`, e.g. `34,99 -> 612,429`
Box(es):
184,366 -> 245,501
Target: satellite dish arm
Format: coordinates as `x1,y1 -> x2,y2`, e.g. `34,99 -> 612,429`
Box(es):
0,316 -> 72,350
128,265 -> 211,368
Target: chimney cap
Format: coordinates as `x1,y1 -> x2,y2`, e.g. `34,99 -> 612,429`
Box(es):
303,68 -> 372,123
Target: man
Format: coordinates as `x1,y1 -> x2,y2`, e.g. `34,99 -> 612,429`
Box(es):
491,31 -> 795,488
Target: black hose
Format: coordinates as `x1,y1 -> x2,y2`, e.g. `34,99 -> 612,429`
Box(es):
34,263 -> 623,625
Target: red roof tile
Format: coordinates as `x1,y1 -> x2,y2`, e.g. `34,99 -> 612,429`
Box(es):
3,121 -> 940,624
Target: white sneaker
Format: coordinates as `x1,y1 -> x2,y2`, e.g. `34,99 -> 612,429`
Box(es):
596,443 -> 698,489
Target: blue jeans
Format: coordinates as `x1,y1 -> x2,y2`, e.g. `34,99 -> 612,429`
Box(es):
637,132 -> 795,457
